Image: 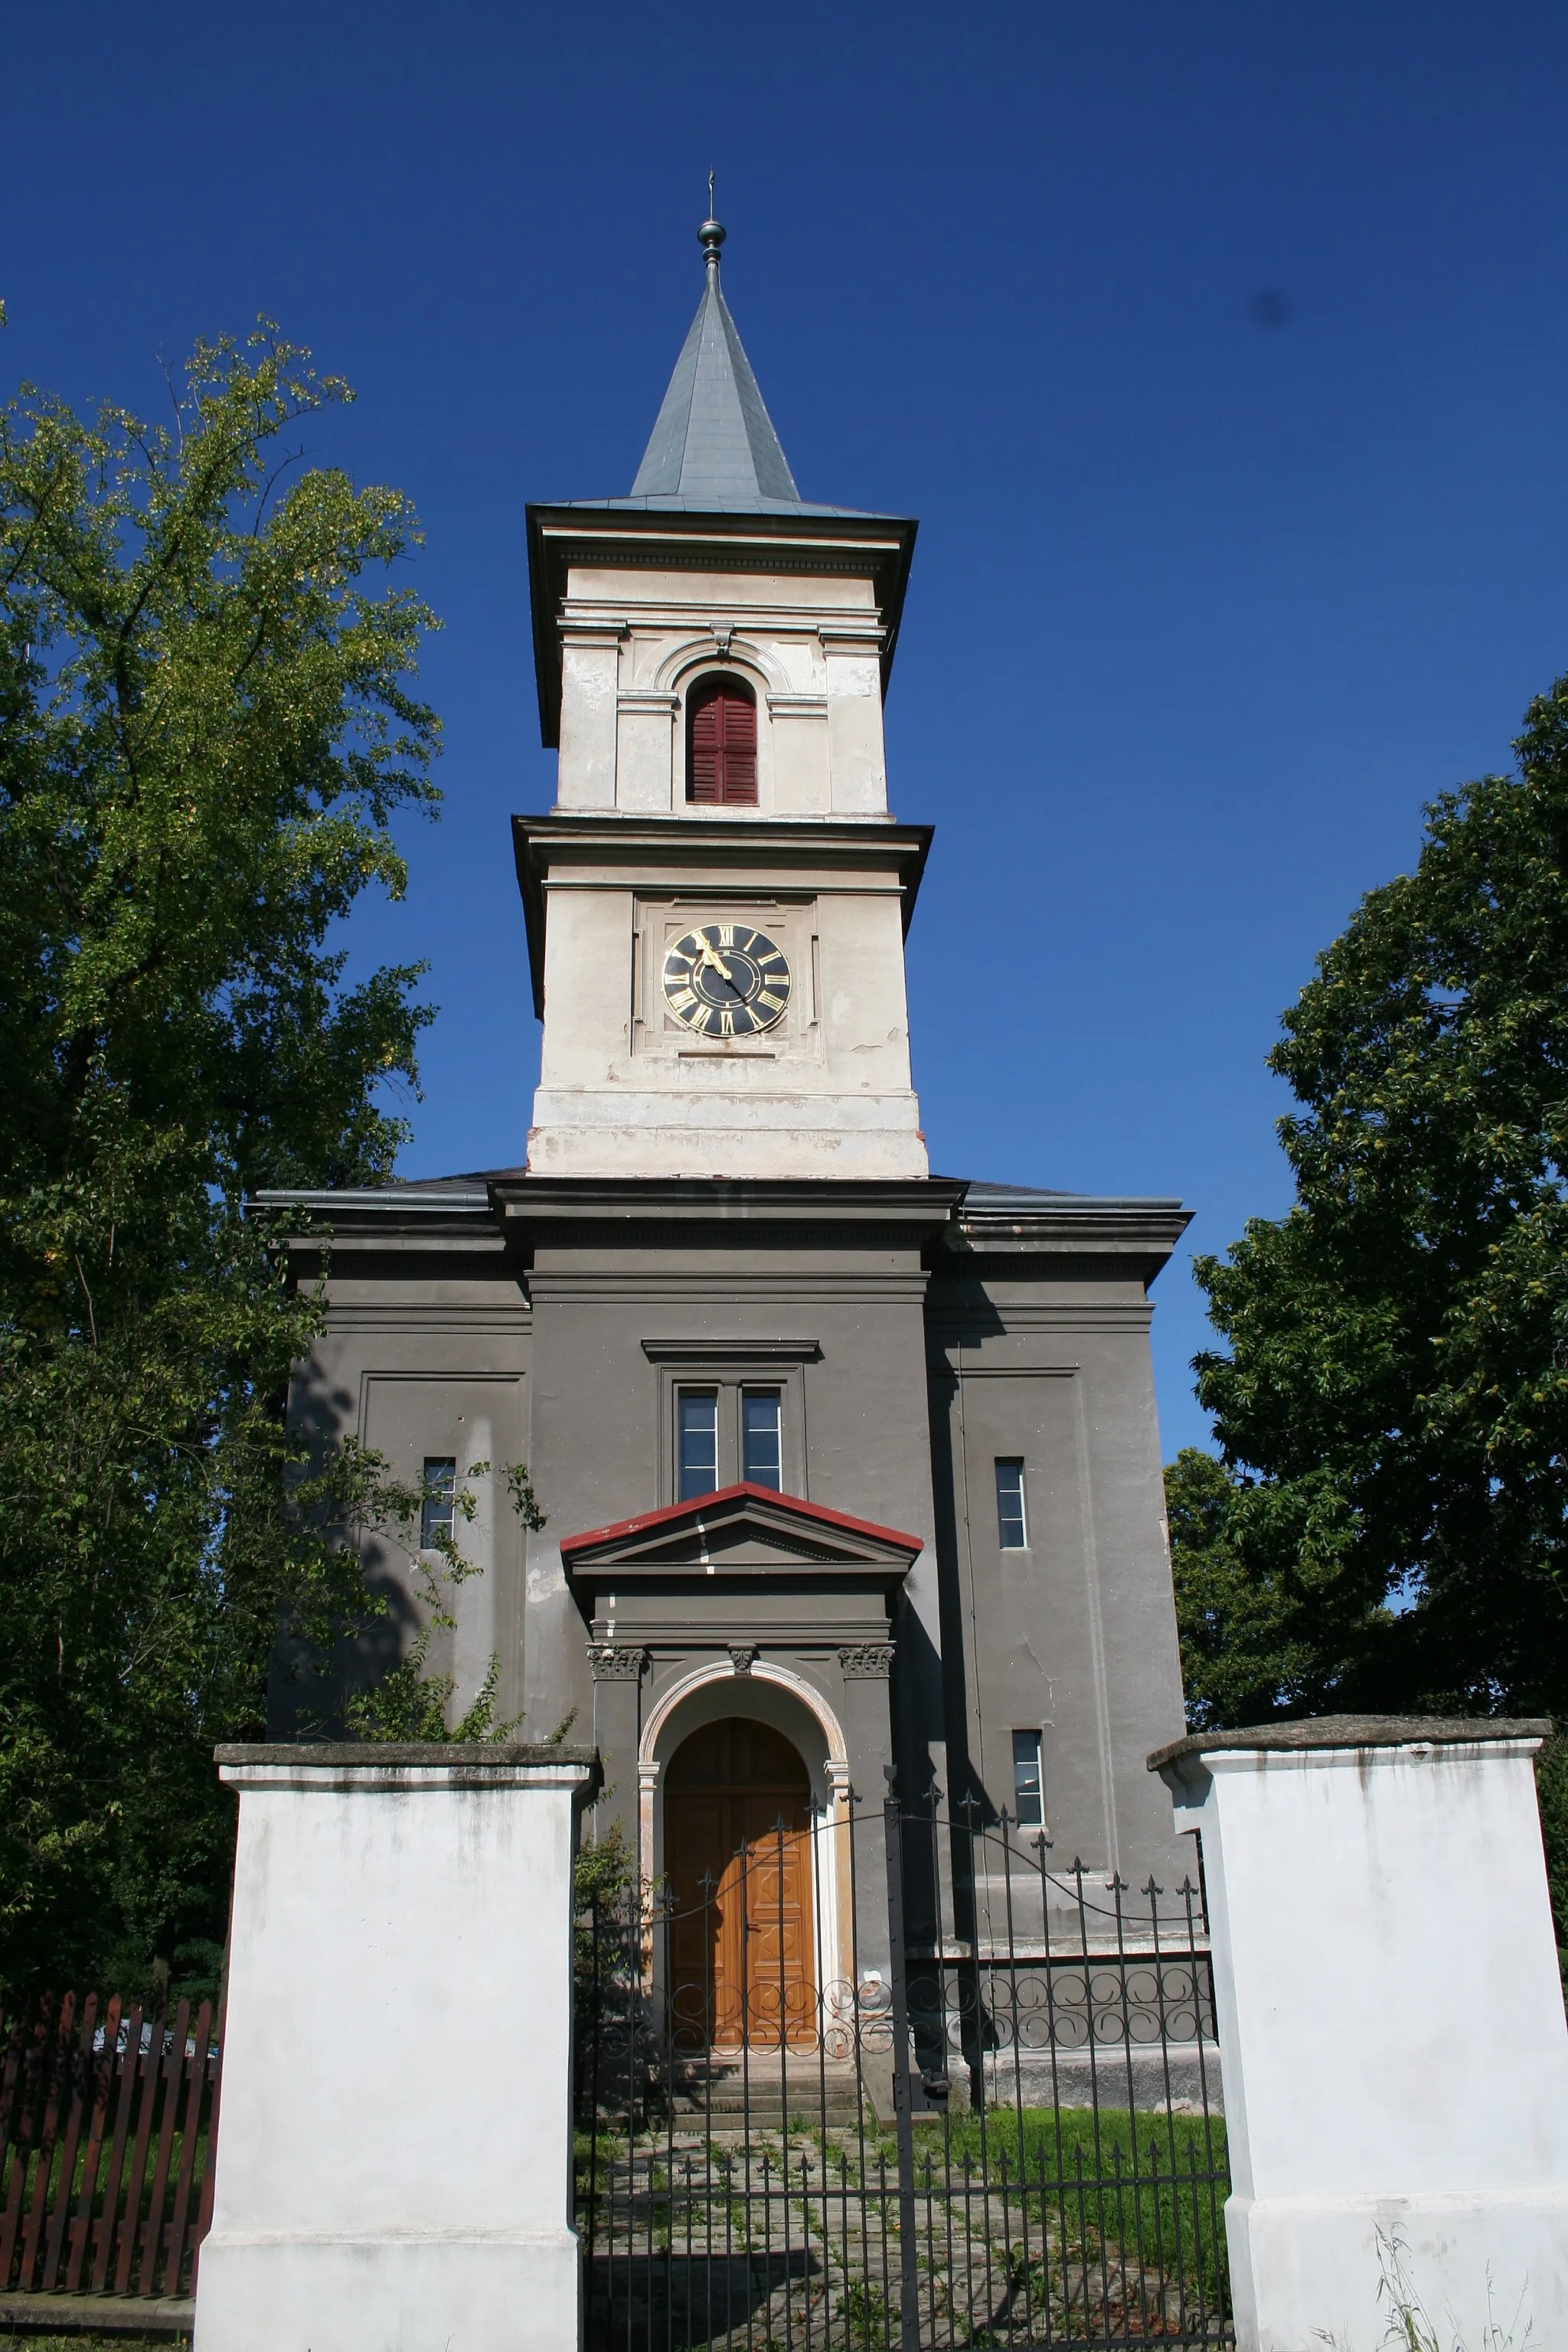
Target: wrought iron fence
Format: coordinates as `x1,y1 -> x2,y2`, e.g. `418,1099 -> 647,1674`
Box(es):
575,1793 -> 1231,2350
0,1988 -> 220,2301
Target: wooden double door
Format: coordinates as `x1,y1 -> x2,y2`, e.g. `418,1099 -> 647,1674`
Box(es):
664,1719 -> 816,2050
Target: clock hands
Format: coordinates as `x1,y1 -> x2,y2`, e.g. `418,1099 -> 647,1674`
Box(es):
696,933 -> 743,998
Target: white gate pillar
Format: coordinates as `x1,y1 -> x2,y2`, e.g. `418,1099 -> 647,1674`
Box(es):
196,1741 -> 597,2352
1152,1717 -> 1568,2352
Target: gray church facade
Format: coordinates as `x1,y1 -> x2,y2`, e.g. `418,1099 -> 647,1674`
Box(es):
264,214 -> 1192,1991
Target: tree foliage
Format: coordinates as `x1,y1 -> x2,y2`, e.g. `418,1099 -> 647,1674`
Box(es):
0,323 -> 441,1993
1171,673 -> 1568,1726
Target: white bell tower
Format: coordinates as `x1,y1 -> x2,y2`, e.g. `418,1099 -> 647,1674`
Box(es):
518,209 -> 929,1182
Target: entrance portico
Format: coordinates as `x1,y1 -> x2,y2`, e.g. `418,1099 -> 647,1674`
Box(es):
564,1481 -> 918,1998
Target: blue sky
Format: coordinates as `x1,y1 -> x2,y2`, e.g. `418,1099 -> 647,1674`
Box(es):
6,2 -> 1568,1455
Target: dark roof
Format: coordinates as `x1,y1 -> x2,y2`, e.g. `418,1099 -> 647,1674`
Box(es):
619,249 -> 815,513
263,1171 -> 1183,1213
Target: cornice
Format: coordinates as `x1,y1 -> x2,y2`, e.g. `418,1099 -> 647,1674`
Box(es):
527,503 -> 917,746
640,1337 -> 821,1365
494,1173 -> 965,1237
249,1187 -> 507,1260
511,812 -> 933,1018
942,1197 -> 1191,1286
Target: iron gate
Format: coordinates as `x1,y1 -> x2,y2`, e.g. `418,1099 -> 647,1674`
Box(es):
575,1789 -> 1231,2349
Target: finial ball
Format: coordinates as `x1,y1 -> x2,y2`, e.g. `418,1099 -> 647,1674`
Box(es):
699,215 -> 727,258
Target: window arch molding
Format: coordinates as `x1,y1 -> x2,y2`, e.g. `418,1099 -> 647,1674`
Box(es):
653,634 -> 787,697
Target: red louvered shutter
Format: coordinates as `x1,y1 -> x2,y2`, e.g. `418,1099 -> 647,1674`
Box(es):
687,678 -> 758,805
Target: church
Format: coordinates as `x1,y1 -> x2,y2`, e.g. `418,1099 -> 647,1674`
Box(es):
264,209 -> 1192,1997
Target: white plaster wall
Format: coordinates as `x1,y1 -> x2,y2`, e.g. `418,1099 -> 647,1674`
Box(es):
815,889 -> 915,1093
614,694 -> 677,810
537,886 -> 632,1087
823,640 -> 887,812
196,1753 -> 592,2352
769,701 -> 832,812
1165,1738 -> 1568,2352
557,632 -> 620,809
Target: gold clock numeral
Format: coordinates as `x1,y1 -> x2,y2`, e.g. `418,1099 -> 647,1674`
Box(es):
670,987 -> 697,1016
717,1008 -> 736,1036
758,991 -> 784,1014
717,923 -> 735,949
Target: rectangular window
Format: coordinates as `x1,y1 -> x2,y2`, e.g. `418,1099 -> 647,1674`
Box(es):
741,1390 -> 783,1489
677,1390 -> 720,1501
995,1458 -> 1027,1549
420,1456 -> 456,1551
1011,1729 -> 1044,1828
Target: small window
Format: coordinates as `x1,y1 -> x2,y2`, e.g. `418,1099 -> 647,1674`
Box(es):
687,675 -> 758,805
1011,1730 -> 1044,1827
677,1390 -> 720,1501
741,1390 -> 782,1489
995,1459 -> 1027,1550
420,1457 -> 456,1551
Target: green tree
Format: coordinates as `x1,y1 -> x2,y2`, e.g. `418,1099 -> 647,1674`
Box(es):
1168,675 -> 1568,1963
0,322 -> 440,1993
1166,673 -> 1568,1949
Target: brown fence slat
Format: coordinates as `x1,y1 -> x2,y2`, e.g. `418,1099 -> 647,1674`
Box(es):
0,2004 -> 29,2158
41,1992 -> 96,2291
92,2000 -> 142,2293
66,1992 -> 119,2293
113,2004 -> 162,2296
18,1993 -> 74,2291
137,1998 -> 188,2296
0,1997 -> 47,2289
163,1998 -> 211,2295
189,1968 -> 226,2295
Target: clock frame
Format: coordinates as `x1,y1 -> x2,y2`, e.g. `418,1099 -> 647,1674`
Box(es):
661,921 -> 792,1040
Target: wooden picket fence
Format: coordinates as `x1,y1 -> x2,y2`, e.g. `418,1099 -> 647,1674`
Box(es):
1,1989 -> 221,2301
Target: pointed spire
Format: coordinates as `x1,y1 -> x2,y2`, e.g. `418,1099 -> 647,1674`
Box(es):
629,202 -> 804,511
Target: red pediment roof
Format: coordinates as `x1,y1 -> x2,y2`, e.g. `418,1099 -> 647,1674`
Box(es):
560,1481 -> 922,1570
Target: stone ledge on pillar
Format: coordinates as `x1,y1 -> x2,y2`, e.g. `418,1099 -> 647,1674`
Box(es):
196,1742 -> 599,2352
1152,1715 -> 1568,2352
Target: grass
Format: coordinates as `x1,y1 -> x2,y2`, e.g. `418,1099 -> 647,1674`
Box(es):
915,2102 -> 1230,2311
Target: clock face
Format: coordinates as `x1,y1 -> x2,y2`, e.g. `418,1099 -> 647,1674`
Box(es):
662,923 -> 792,1039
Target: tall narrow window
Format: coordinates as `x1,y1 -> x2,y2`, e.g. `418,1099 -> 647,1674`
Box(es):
741,1390 -> 783,1489
995,1458 -> 1027,1549
677,1390 -> 720,1501
420,1456 -> 456,1550
687,675 -> 758,805
1011,1730 -> 1045,1827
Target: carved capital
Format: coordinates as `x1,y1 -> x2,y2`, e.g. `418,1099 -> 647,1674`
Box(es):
838,1642 -> 896,1681
727,1643 -> 759,1677
587,1644 -> 648,1684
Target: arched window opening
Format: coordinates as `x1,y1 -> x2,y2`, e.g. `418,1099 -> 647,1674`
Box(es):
687,675 -> 758,805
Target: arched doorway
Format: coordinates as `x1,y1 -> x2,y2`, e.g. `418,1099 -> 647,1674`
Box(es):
664,1718 -> 816,2050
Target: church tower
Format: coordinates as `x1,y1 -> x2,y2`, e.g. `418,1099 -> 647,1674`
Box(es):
263,213 -> 1194,1985
519,208 -> 927,1180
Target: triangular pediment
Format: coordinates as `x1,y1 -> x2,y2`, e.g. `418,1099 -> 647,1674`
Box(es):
560,1482 -> 920,1584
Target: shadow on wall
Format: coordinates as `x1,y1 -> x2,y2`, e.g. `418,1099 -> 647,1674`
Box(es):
266,1356 -> 421,1738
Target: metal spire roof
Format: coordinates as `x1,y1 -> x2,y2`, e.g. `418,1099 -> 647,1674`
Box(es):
613,210 -> 844,516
